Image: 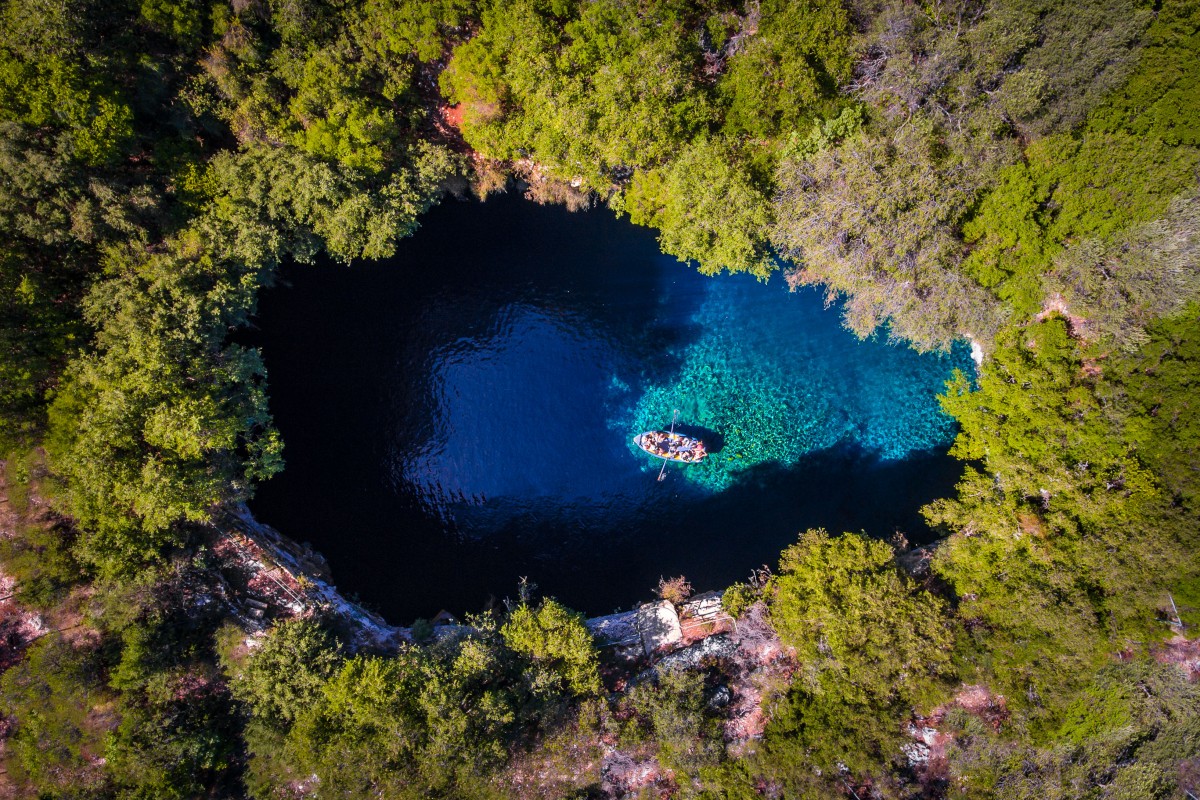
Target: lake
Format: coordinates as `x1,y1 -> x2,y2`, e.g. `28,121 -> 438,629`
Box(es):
246,193 -> 973,622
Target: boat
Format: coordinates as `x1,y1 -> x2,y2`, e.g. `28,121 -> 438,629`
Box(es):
633,430 -> 708,463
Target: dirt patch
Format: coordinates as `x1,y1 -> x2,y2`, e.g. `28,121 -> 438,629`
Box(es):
906,684 -> 1010,789
600,747 -> 673,799
679,613 -> 735,645
722,603 -> 794,742
1154,635 -> 1200,680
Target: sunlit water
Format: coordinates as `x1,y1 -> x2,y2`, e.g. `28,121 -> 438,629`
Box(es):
246,194 -> 973,620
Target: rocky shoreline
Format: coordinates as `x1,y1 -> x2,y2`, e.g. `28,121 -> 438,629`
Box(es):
221,504 -> 747,658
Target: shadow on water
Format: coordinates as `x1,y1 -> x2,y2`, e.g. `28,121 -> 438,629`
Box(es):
244,193 -> 968,621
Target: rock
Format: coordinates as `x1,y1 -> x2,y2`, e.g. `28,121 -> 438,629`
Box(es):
636,599 -> 682,655
679,590 -> 724,619
902,741 -> 931,766
644,634 -> 736,676
707,684 -> 732,709
587,610 -> 641,648
966,335 -> 984,366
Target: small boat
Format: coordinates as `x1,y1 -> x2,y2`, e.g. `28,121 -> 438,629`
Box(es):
633,430 -> 708,463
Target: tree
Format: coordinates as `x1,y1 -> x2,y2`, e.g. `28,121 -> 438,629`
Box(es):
441,0 -> 718,191
45,238 -> 283,574
620,666 -> 724,779
926,316 -> 1200,723
1047,194 -> 1200,349
772,118 -> 1007,349
0,637 -> 112,796
758,529 -> 955,784
227,617 -> 343,726
1090,0 -> 1200,147
623,137 -> 774,277
718,0 -> 852,139
501,597 -> 602,697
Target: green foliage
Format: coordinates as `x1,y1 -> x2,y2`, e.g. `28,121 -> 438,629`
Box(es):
1036,132 -> 1199,245
45,238 -> 282,574
0,637 -> 111,797
1,1 -> 1199,798
105,674 -> 240,800
1091,0 -> 1200,147
937,319 -> 1154,533
719,581 -> 757,618
1112,311 -> 1200,508
242,640 -> 519,798
0,50 -> 133,165
501,597 -> 602,696
357,0 -> 474,65
998,0 -> 1152,137
1047,195 -> 1200,349
945,661 -> 1200,798
778,104 -> 864,163
207,141 -> 457,264
0,519 -> 82,610
621,667 -> 724,779
928,316 -> 1200,726
755,529 -> 954,786
200,0 -> 466,174
768,530 -> 955,706
772,118 -> 1008,349
0,451 -> 83,608
139,0 -> 204,45
442,0 -> 717,190
232,607 -> 601,798
227,617 -> 343,725
958,0 -> 1200,322
718,0 -> 852,139
623,138 -> 773,277
286,42 -> 400,173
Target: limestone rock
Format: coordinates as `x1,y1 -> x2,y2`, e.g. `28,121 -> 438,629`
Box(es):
637,599 -> 682,655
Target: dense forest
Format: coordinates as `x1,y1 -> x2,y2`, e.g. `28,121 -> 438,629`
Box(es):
0,0 -> 1198,797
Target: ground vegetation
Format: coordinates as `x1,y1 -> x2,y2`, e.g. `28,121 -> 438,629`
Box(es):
1,0 -> 1198,797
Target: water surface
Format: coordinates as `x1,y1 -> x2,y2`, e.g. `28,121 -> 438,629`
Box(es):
247,194 -> 972,620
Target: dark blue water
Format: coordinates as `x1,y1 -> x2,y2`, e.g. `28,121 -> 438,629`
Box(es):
247,194 -> 972,621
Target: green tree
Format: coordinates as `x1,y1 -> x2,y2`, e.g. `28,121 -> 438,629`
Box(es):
623,137 -> 773,277
718,0 -> 851,139
1046,194 -> 1200,349
45,240 -> 283,573
1087,0 -> 1200,147
226,617 -> 343,725
501,597 -> 602,696
0,637 -> 112,797
927,316 -> 1200,724
756,529 -> 955,787
621,666 -> 724,779
772,118 -> 1007,349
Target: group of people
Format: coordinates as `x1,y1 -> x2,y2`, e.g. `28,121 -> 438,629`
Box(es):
642,431 -> 707,462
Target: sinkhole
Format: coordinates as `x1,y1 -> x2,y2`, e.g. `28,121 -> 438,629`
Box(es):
245,193 -> 973,621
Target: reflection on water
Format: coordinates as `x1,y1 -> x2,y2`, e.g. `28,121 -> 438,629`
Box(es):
246,194 -> 970,621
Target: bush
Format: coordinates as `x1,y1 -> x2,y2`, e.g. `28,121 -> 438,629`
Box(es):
655,575 -> 693,606
501,598 -> 601,697
226,617 -> 343,726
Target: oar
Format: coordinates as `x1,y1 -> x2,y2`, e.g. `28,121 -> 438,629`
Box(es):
657,409 -> 680,482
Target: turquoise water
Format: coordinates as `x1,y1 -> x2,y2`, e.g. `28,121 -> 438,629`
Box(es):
248,195 -> 973,619
620,274 -> 970,491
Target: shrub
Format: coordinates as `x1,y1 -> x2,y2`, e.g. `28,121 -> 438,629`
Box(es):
655,575 -> 693,607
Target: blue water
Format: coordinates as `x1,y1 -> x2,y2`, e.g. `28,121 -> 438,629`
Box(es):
247,194 -> 972,621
